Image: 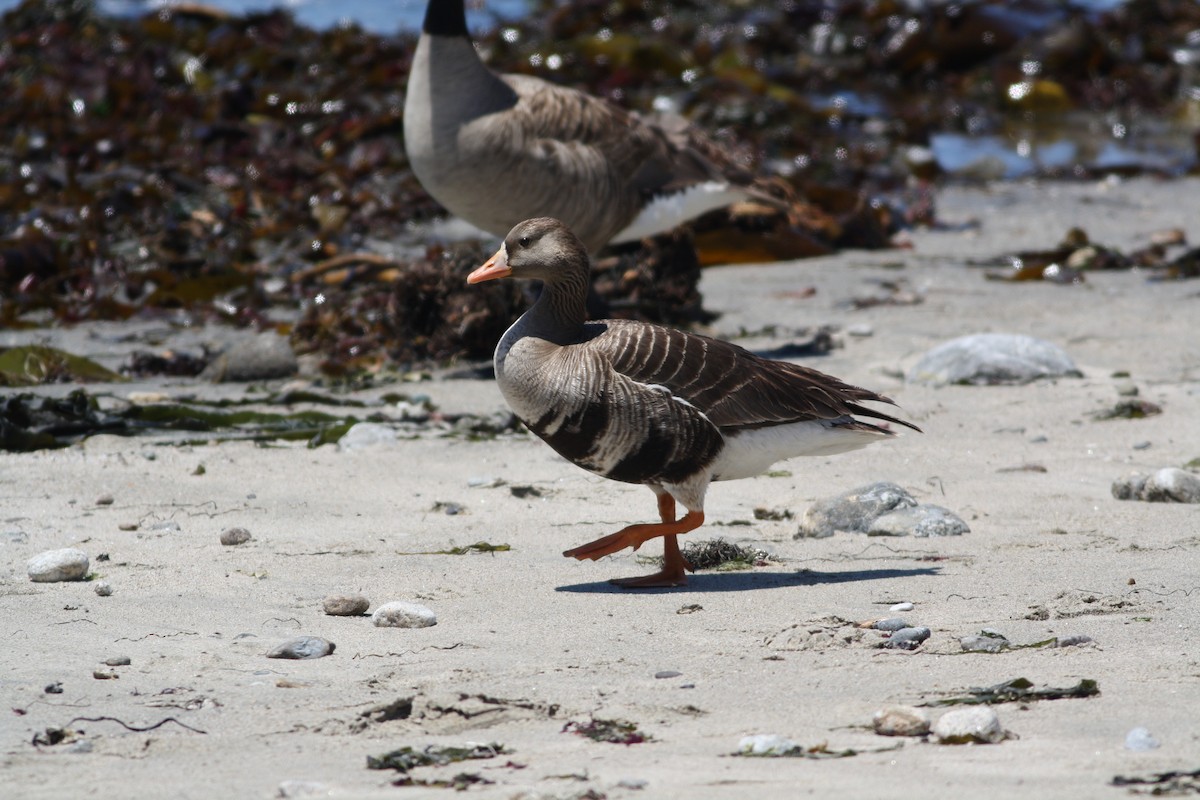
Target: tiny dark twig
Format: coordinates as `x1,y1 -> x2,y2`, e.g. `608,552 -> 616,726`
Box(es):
64,715 -> 207,734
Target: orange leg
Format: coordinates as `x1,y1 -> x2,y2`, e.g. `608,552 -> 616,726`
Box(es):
563,493 -> 704,588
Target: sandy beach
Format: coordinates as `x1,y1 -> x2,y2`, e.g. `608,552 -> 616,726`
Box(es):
3,176 -> 1199,799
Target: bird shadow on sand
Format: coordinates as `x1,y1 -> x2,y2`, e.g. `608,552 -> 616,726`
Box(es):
556,566 -> 940,594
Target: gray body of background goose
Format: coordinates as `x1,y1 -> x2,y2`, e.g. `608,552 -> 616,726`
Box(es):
404,0 -> 771,253
468,218 -> 920,588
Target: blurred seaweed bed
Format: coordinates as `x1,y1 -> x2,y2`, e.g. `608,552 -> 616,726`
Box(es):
1,0 -> 1198,376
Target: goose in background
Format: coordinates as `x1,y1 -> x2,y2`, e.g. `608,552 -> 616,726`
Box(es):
468,218 -> 919,587
404,0 -> 780,254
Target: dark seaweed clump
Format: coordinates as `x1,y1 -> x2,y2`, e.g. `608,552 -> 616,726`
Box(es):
2,0 -> 1199,373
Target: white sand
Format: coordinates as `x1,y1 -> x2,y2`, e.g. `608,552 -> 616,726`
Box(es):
2,177 -> 1198,799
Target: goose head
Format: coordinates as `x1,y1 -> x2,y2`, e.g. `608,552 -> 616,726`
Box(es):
467,217 -> 588,287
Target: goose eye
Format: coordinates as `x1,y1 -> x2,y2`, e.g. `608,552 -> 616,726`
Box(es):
518,236 -> 531,248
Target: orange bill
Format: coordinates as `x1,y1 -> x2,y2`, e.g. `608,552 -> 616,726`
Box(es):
466,246 -> 511,284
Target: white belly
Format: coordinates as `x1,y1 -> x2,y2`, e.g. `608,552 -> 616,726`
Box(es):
710,420 -> 886,481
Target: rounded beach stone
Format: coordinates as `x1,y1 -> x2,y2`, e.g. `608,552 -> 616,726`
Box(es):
1143,468 -> 1200,503
323,594 -> 370,616
220,527 -> 252,545
372,601 -> 437,628
94,580 -> 114,597
796,482 -> 918,538
872,617 -> 911,632
266,636 -> 336,660
200,333 -> 298,383
28,548 -> 90,582
907,333 -> 1081,387
868,504 -> 969,537
960,633 -> 1009,653
882,626 -> 931,650
337,422 -> 398,451
873,705 -> 931,737
1124,727 -> 1160,751
933,706 -> 1006,744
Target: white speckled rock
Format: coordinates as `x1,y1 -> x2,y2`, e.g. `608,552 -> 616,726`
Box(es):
28,548 -> 89,582
907,333 -> 1081,387
338,422 -> 398,451
933,706 -> 1007,744
737,734 -> 797,755
796,482 -> 918,538
873,706 -> 931,737
868,504 -> 970,537
372,601 -> 437,628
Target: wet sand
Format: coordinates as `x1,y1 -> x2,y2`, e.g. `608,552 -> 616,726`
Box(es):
3,177 -> 1199,799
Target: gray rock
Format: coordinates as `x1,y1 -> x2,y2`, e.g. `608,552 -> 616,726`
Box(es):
200,333 -> 297,382
372,601 -> 437,629
220,527 -> 252,546
868,504 -> 970,537
1124,727 -> 1160,751
882,626 -> 931,650
960,633 -> 1009,653
933,706 -> 1007,744
872,617 -> 911,632
889,602 -> 915,612
797,482 -> 917,538
323,594 -> 370,616
737,734 -> 797,755
95,494 -> 115,506
1055,634 -> 1094,648
654,670 -> 683,679
28,548 -> 90,582
337,422 -> 397,451
1113,468 -> 1200,503
94,580 -> 113,597
873,705 -> 931,737
104,656 -> 132,666
907,333 -> 1081,387
266,636 -> 336,660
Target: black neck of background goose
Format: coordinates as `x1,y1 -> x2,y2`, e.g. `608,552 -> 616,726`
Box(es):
422,0 -> 468,37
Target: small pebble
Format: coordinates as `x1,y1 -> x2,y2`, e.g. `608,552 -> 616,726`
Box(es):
872,617 -> 911,632
94,581 -> 113,597
95,494 -> 114,506
277,781 -> 332,798
846,323 -> 874,337
654,670 -> 683,679
45,682 -> 63,694
872,705 -> 931,737
27,548 -> 90,583
1124,727 -> 1160,751
118,522 -> 139,531
467,476 -> 504,488
1132,441 -> 1151,450
93,669 -> 119,680
882,626 -> 931,650
266,636 -> 336,660
372,601 -> 437,629
1114,379 -> 1139,397
737,734 -> 797,756
889,602 -> 914,612
323,594 -> 370,616
933,706 -> 1006,744
104,656 -> 131,666
220,527 -> 252,546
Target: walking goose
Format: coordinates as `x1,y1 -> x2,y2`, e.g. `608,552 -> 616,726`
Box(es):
468,218 -> 920,587
405,0 -> 774,253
